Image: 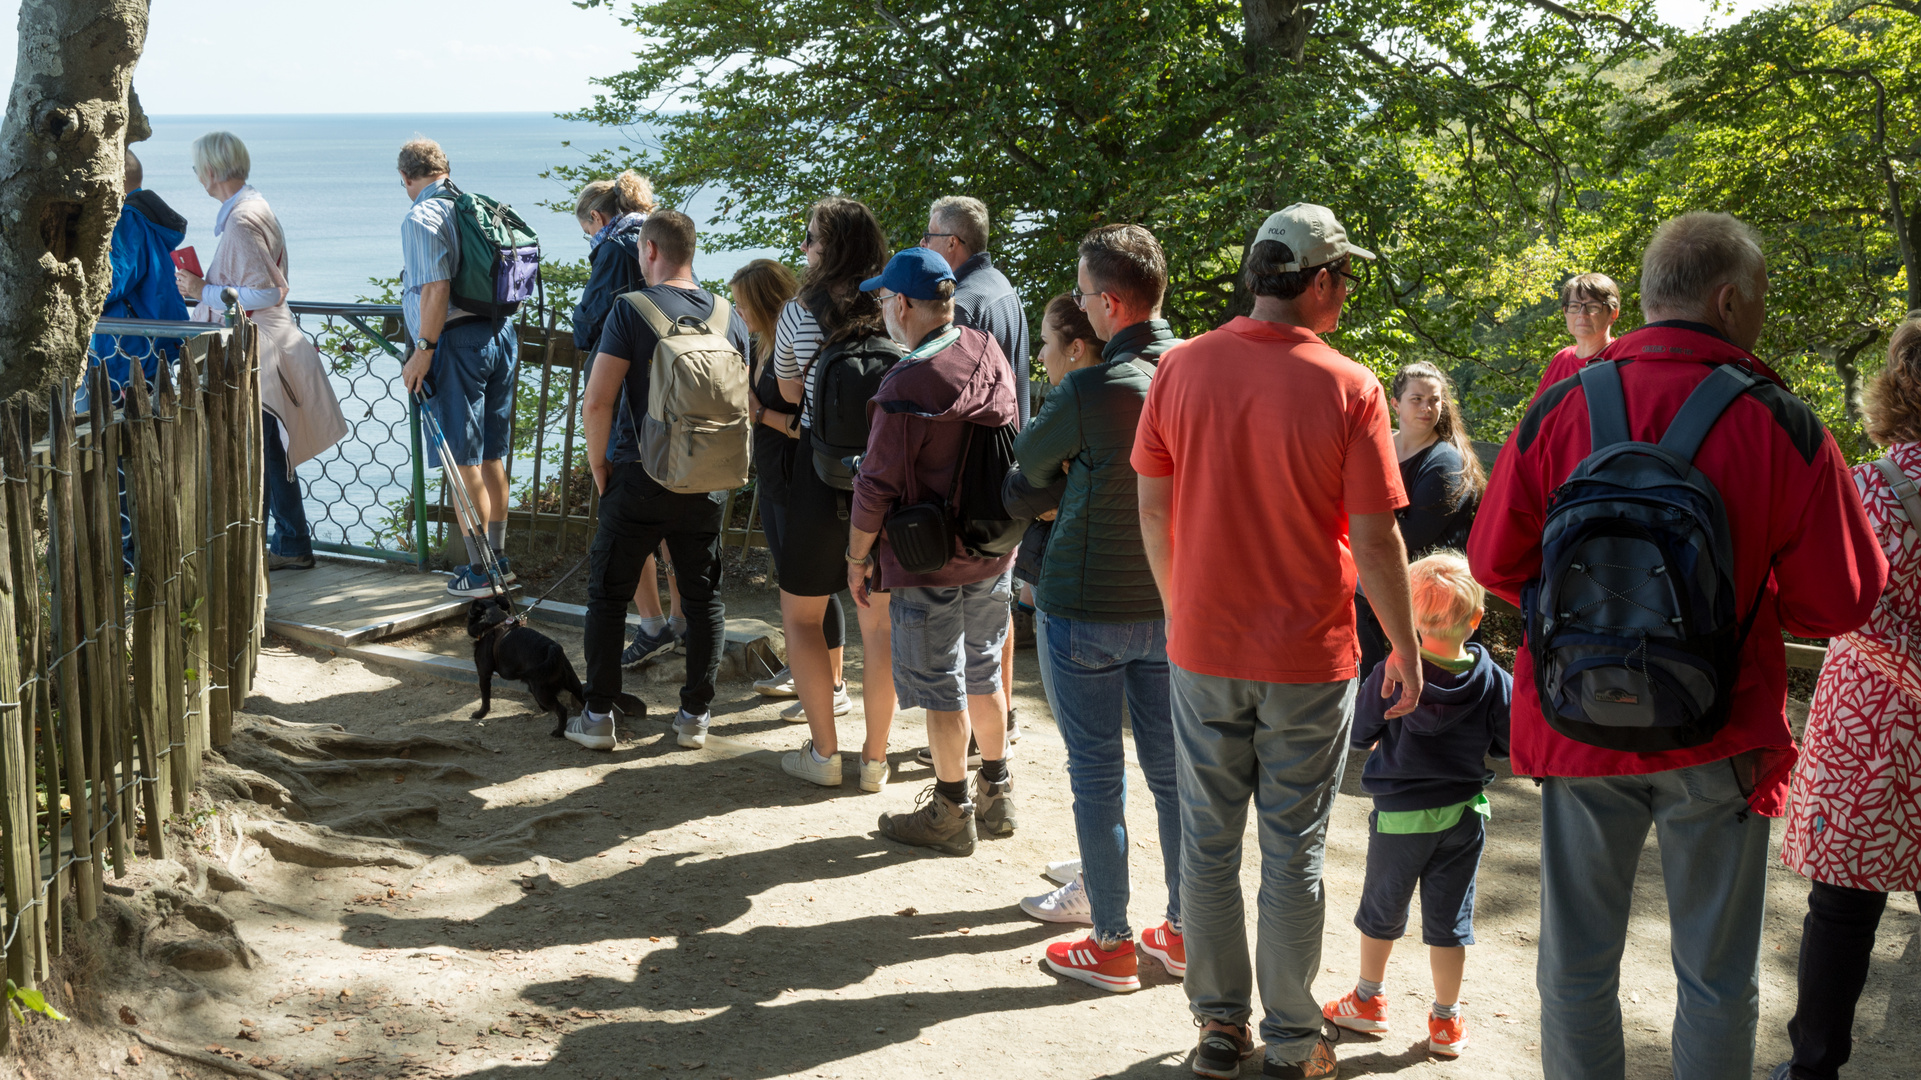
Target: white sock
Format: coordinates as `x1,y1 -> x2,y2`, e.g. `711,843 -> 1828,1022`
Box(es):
669,616 -> 687,637
1432,1000 -> 1461,1019
809,745 -> 833,764
585,709 -> 610,725
1357,977 -> 1384,1001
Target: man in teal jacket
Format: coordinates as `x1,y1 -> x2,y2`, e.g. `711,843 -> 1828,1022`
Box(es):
1013,224 -> 1187,996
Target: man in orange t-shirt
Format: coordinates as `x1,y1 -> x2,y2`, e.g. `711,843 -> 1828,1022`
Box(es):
1133,204 -> 1422,1080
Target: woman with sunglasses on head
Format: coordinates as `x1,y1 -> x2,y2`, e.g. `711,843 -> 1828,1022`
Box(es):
773,197 -> 899,793
1533,272 -> 1622,398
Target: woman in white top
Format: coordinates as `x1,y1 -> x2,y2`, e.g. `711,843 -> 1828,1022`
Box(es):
175,131 -> 346,570
775,197 -> 897,793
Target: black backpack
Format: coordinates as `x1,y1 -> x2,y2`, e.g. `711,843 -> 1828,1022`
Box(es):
808,334 -> 906,490
953,421 -> 1025,559
1526,360 -> 1764,752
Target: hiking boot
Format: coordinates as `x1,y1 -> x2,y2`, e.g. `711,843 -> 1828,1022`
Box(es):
878,787 -> 976,856
780,740 -> 842,787
858,757 -> 890,794
1006,708 -> 1021,744
565,711 -> 616,751
267,552 -> 315,571
1323,989 -> 1388,1033
444,565 -> 495,598
1426,1012 -> 1467,1057
914,734 -> 983,770
781,683 -> 851,721
672,709 -> 710,749
973,771 -> 1016,836
1140,920 -> 1186,978
1019,874 -> 1092,925
1262,1027 -> 1339,1079
1192,1022 -> 1255,1079
753,665 -> 797,697
622,625 -> 678,668
1044,936 -> 1140,993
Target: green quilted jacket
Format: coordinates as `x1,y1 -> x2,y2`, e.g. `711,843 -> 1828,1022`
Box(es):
1014,319 -> 1180,622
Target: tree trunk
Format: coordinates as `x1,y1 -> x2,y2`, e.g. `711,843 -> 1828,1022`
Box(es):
0,0 -> 150,399
1243,0 -> 1316,73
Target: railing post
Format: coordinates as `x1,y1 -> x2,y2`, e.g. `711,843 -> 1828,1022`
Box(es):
411,398 -> 430,569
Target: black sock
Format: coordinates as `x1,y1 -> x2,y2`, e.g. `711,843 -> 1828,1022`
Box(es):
934,778 -> 968,805
980,758 -> 1009,785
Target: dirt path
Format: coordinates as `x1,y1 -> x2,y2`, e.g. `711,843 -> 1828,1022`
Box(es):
18,589 -> 1919,1080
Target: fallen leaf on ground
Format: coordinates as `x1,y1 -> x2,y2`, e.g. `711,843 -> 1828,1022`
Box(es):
119,1006 -> 138,1025
126,1046 -> 143,1066
895,907 -> 918,917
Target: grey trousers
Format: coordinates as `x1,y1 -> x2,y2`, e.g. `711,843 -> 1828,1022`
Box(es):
1171,664 -> 1356,1063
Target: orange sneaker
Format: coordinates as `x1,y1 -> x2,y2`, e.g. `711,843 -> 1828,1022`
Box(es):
1044,936 -> 1141,993
1322,988 -> 1389,1033
1427,1012 -> 1468,1057
1140,920 -> 1186,977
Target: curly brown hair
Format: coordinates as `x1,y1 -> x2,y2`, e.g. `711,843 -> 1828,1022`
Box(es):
1865,319 -> 1921,446
797,196 -> 888,344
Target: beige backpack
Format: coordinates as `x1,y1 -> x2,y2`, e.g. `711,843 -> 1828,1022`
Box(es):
622,293 -> 752,494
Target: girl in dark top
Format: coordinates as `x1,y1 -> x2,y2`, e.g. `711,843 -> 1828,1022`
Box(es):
569,171 -> 686,666
1358,361 -> 1488,679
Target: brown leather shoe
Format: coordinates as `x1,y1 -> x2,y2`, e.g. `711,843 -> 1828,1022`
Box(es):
878,787 -> 977,856
974,771 -> 1016,836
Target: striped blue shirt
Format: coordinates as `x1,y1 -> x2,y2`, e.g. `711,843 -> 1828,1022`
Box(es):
400,178 -> 465,340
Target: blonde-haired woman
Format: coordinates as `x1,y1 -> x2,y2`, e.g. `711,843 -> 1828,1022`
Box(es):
1357,361 -> 1487,677
176,130 -> 346,570
1772,320 -> 1921,1080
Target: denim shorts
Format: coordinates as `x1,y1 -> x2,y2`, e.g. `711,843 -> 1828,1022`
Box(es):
424,319 -> 516,468
1353,808 -> 1485,947
888,568 -> 1013,712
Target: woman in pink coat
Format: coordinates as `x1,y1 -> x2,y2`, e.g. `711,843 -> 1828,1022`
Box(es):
1774,320 -> 1921,1080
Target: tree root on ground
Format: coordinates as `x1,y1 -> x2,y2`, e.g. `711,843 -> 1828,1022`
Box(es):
233,713 -> 490,761
241,819 -> 431,868
461,809 -> 594,864
134,1031 -> 291,1080
323,800 -> 441,837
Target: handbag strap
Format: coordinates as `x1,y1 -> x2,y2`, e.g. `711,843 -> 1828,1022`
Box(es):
1875,456 -> 1921,526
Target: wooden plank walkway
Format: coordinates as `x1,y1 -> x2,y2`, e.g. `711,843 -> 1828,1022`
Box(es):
265,557 -> 513,646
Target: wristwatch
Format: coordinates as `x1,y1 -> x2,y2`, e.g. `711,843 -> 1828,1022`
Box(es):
414,337 -> 437,352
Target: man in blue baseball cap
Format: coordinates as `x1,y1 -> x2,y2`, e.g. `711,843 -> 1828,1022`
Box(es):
847,247 -> 1022,856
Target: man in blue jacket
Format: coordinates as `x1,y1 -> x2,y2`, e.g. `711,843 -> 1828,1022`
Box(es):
89,149 -> 190,406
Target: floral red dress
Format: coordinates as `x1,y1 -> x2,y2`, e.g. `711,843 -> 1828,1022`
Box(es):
1781,442 -> 1921,892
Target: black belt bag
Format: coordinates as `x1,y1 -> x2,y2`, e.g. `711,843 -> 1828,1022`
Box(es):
885,500 -> 950,575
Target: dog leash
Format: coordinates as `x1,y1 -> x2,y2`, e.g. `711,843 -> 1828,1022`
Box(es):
505,552 -> 592,627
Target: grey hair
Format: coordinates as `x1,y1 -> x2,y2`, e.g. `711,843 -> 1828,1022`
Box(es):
1639,212 -> 1765,317
930,195 -> 988,253
191,131 -> 251,184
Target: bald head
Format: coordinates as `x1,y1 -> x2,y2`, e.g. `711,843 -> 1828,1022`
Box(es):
124,148 -> 142,191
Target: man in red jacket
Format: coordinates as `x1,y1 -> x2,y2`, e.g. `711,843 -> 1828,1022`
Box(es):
1467,212 -> 1886,1080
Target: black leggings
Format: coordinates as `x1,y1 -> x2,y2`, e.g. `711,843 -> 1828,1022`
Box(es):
1785,880 -> 1918,1080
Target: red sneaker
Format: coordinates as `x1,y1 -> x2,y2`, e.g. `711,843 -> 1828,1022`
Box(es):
1140,920 -> 1186,977
1044,936 -> 1141,993
1322,988 -> 1389,1033
1427,1012 -> 1468,1057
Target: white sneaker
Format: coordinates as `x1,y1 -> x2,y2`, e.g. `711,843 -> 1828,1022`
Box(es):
780,683 -> 851,722
564,710 -> 616,752
781,740 -> 842,787
673,709 -> 710,749
859,757 -> 889,793
1019,874 -> 1093,925
753,665 -> 797,698
1044,857 -> 1083,886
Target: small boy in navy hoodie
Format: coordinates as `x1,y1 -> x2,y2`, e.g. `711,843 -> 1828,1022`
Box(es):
1322,550 -> 1510,1058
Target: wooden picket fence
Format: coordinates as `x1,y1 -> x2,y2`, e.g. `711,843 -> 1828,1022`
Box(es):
0,318 -> 264,1041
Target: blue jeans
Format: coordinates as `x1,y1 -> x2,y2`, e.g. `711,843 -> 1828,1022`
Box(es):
1041,615 -> 1179,943
1172,666 -> 1356,1065
1538,761 -> 1772,1080
262,412 -> 312,558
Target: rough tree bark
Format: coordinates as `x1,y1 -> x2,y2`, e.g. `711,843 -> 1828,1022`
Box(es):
0,0 -> 150,399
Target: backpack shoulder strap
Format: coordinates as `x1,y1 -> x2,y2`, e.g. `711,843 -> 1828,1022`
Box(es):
1657,364 -> 1760,464
1875,456 -> 1921,525
704,296 -> 732,336
1578,360 -> 1631,450
623,292 -> 677,339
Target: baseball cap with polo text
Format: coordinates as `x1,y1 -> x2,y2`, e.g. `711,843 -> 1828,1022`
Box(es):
1254,204 -> 1376,271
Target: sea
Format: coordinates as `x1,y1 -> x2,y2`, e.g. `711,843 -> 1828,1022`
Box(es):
137,112 -> 775,300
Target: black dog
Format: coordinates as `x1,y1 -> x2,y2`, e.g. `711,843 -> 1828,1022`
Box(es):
466,598 -> 645,736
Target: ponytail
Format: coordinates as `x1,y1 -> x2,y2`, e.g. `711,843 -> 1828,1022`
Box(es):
575,170 -> 657,222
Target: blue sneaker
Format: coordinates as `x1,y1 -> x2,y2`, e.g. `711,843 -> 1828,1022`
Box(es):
444,565 -> 495,598
621,624 -> 677,668
491,554 -> 518,584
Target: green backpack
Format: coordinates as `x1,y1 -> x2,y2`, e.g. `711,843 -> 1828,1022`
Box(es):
433,179 -> 541,320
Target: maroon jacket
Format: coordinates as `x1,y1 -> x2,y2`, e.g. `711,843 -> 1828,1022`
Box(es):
852,325 -> 1020,589
1467,322 -> 1886,812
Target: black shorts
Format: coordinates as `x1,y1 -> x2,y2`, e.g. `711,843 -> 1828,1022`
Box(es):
778,427 -> 854,597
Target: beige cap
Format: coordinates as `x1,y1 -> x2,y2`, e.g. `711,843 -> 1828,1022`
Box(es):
1253,203 -> 1376,271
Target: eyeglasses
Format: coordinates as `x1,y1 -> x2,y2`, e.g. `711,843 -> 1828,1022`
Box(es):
875,289 -> 898,303
921,232 -> 956,245
1071,285 -> 1103,310
1562,301 -> 1612,316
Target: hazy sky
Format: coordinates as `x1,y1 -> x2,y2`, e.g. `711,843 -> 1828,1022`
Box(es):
1,0 -> 1768,116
